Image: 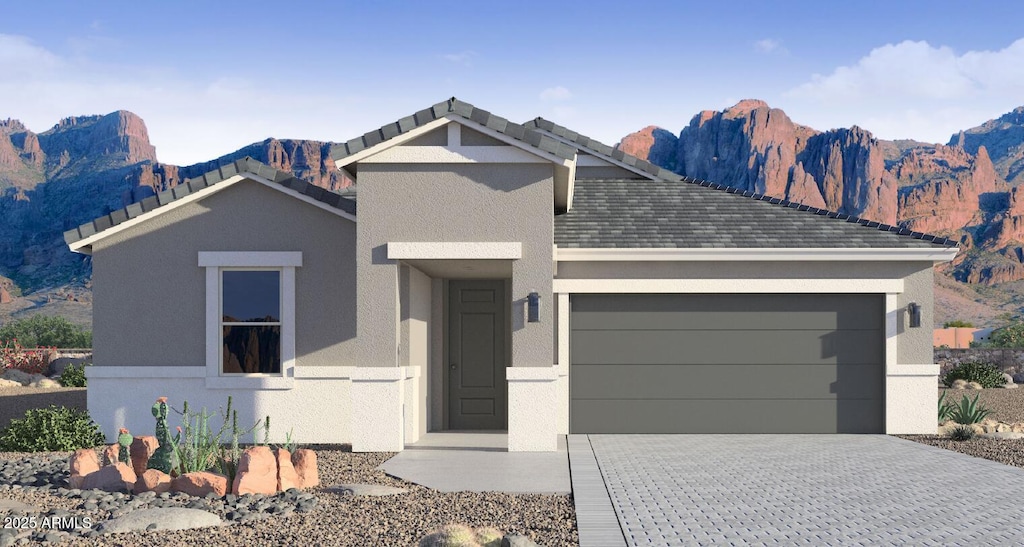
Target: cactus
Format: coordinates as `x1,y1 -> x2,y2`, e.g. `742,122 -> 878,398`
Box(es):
116,428 -> 133,465
147,396 -> 178,474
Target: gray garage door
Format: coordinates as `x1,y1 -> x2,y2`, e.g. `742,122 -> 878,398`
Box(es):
570,294 -> 884,434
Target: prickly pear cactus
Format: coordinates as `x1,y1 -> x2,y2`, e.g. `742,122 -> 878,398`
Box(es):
147,397 -> 178,474
117,428 -> 133,465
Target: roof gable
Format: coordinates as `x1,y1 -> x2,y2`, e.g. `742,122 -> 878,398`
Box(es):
64,157 -> 356,254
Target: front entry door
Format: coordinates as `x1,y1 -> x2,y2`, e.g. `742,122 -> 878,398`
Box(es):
448,280 -> 507,430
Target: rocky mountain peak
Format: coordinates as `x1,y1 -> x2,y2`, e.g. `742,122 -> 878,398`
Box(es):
37,110 -> 156,176
725,99 -> 770,115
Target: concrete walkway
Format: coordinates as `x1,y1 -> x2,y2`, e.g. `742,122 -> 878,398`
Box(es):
570,434 -> 1024,546
379,433 -> 571,494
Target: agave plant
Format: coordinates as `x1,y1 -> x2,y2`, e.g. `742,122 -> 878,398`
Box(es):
938,391 -> 955,422
948,393 -> 993,425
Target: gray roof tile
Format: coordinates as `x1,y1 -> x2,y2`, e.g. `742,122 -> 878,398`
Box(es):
64,157 -> 356,246
555,179 -> 958,249
330,98 -> 577,162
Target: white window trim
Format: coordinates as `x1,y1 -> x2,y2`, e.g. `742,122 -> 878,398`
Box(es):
200,252 -> 299,390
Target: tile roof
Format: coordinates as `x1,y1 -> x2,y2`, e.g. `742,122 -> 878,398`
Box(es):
330,98 -> 578,163
63,157 -> 356,246
555,178 -> 959,249
524,117 -> 683,182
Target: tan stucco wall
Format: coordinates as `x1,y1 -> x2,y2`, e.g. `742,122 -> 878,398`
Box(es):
91,179 -> 357,368
357,163 -> 555,369
557,260 -> 936,367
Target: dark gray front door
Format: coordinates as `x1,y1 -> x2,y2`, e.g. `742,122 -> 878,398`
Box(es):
448,280 -> 507,430
570,294 -> 885,434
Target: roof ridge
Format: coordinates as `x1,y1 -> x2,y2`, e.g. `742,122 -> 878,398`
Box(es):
64,157 -> 356,246
330,98 -> 577,162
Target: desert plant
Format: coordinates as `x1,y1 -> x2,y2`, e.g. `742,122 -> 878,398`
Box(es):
948,393 -> 994,425
58,363 -> 88,387
0,405 -> 105,452
279,428 -> 301,454
950,424 -> 976,441
942,361 -> 1005,389
0,315 -> 91,348
943,320 -> 975,328
172,396 -> 263,483
117,428 -> 133,464
419,524 -> 480,547
990,321 -> 1024,348
148,397 -> 178,474
938,391 -> 955,422
0,340 -> 54,375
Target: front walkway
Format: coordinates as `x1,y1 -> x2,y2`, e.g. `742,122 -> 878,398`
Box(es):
379,432 -> 571,493
570,434 -> 1024,546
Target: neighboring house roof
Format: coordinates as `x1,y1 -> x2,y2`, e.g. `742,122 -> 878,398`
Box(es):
330,98 -> 579,163
63,157 -> 356,249
523,117 -> 682,182
555,178 -> 959,248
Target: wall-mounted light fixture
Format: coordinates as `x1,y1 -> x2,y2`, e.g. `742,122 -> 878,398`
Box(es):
528,291 -> 540,323
908,302 -> 921,328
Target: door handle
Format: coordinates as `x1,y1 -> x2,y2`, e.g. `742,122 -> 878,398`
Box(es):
450,363 -> 457,370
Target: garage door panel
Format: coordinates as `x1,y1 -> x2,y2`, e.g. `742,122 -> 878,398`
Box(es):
571,363 -> 883,400
570,399 -> 884,434
571,294 -> 883,330
571,330 -> 882,365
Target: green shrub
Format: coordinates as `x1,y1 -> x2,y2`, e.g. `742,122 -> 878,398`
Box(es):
938,391 -> 955,422
942,362 -> 1005,388
0,405 -> 105,452
59,363 -> 88,387
947,393 -> 994,425
990,321 -> 1024,348
0,315 -> 91,348
950,424 -> 976,441
944,320 -> 975,328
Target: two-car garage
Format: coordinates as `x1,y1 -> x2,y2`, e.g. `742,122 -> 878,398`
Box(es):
569,294 -> 885,434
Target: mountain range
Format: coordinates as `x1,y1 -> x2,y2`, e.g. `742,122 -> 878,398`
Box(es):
3,102 -> 1024,328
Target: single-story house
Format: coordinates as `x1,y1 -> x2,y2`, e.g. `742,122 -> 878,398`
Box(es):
65,98 -> 959,452
933,327 -> 994,348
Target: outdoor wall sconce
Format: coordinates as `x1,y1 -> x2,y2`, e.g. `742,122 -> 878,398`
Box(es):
908,302 -> 921,328
528,291 -> 540,323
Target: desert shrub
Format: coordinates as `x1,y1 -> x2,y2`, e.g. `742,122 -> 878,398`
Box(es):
0,315 -> 91,348
950,425 -> 976,441
941,362 -> 1005,388
0,340 -> 52,375
944,320 -> 975,328
59,363 -> 88,387
0,405 -> 105,452
990,321 -> 1024,348
947,393 -> 994,425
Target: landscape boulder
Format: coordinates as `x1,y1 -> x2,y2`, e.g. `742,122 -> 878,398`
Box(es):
130,435 -> 159,475
99,507 -> 222,533
103,444 -> 120,466
0,369 -> 31,386
81,462 -> 137,493
68,448 -> 101,489
232,446 -> 277,495
292,449 -> 319,489
47,357 -> 89,377
173,471 -> 229,497
134,469 -> 172,494
274,448 -> 299,492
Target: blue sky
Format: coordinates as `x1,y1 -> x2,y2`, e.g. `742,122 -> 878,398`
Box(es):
3,0 -> 1024,165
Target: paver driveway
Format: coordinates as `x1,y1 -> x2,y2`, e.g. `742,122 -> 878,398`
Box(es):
570,434 -> 1024,546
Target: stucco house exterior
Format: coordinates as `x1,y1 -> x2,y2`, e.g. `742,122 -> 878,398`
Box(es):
65,98 -> 959,452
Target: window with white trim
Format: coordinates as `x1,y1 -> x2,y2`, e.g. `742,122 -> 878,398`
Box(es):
221,269 -> 282,375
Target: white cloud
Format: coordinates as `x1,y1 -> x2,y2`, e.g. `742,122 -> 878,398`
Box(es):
540,86 -> 572,102
783,38 -> 1024,141
442,51 -> 476,66
754,39 -> 785,54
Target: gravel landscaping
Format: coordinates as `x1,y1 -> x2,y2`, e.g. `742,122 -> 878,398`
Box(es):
900,387 -> 1024,470
0,382 -> 578,545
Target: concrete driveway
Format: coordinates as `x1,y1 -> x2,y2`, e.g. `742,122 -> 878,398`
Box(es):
569,435 -> 1024,546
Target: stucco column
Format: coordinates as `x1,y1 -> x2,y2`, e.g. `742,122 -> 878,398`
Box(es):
507,367 -> 559,451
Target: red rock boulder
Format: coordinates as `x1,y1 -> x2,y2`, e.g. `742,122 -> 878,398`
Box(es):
130,435 -> 160,476
232,446 -> 277,495
172,471 -> 229,497
274,448 -> 299,491
82,462 -> 137,492
292,449 -> 319,489
69,448 -> 101,489
133,469 -> 172,494
102,444 -> 119,466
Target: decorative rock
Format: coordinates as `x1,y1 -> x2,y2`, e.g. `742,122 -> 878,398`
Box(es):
1003,373 -> 1015,384
982,431 -> 1024,440
69,449 -> 101,489
99,507 -> 223,533
503,535 -> 541,547
1014,373 -> 1024,384
134,469 -> 172,495
326,484 -> 408,496
103,444 -> 119,466
0,378 -> 22,388
30,378 -> 60,389
951,379 -> 968,389
292,449 -> 319,489
0,369 -> 31,386
81,462 -> 137,493
1004,383 -> 1019,389
0,500 -> 35,512
274,448 -> 299,492
173,472 -> 229,498
47,356 -> 89,377
966,381 -> 984,390
130,436 -> 159,476
232,446 -> 277,495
